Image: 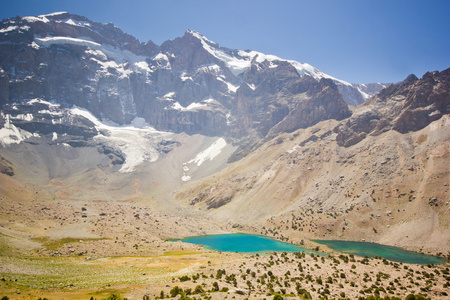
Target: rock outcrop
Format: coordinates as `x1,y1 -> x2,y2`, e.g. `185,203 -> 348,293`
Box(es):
0,66 -> 9,106
0,99 -> 98,147
335,69 -> 450,147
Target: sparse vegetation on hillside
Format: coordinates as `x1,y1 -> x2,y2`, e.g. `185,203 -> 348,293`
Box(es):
1,240 -> 449,300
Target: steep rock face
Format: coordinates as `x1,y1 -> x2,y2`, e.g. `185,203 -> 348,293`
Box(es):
269,78 -> 351,135
232,59 -> 301,137
148,102 -> 228,136
231,61 -> 351,140
0,66 -> 9,106
0,12 -> 156,124
335,69 -> 450,147
0,17 -> 235,132
392,71 -> 449,133
0,12 -> 380,140
0,100 -> 98,147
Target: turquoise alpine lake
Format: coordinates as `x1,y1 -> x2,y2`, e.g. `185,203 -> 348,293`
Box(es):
175,233 -> 312,253
313,240 -> 446,265
175,234 -> 446,264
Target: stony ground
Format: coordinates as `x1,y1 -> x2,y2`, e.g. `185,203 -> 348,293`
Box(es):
0,189 -> 449,300
0,116 -> 449,300
1,243 -> 449,299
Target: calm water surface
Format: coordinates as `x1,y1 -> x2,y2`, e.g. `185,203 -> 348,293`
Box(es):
314,240 -> 446,265
176,234 -> 446,264
177,233 -> 311,253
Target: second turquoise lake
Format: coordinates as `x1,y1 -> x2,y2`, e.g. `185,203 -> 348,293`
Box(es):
313,239 -> 446,265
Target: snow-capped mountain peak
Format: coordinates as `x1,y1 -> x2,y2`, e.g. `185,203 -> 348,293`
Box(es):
0,12 -> 388,140
181,29 -> 354,89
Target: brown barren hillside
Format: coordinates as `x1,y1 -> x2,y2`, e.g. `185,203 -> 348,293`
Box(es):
175,115 -> 450,254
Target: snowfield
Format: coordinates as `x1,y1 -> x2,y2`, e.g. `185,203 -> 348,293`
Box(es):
34,35 -> 148,66
187,137 -> 227,167
0,100 -> 233,175
0,99 -> 173,173
181,137 -> 227,182
70,107 -> 174,173
0,114 -> 33,147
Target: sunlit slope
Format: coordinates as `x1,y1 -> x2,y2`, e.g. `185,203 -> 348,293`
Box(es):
175,115 -> 450,252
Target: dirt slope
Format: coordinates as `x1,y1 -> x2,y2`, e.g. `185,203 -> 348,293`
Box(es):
175,116 -> 450,253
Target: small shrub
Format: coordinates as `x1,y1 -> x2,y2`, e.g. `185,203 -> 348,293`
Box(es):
170,286 -> 181,298
405,294 -> 427,300
273,295 -> 283,300
193,285 -> 204,294
212,282 -> 219,291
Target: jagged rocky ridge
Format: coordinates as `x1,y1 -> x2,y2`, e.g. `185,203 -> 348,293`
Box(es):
335,69 -> 450,147
0,12 -> 386,141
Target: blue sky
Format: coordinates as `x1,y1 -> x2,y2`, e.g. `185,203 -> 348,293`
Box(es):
1,0 -> 449,84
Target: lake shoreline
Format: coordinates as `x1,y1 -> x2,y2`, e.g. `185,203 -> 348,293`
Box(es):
174,233 -> 447,265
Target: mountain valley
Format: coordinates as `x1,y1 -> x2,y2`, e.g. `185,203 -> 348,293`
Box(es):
0,12 -> 449,300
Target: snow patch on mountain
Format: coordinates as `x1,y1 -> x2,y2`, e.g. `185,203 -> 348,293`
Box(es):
181,173 -> 191,182
153,53 -> 171,69
0,114 -> 34,146
8,113 -> 34,122
90,57 -> 133,79
23,15 -> 50,23
22,12 -> 68,24
168,102 -> 208,111
0,26 -> 18,33
180,73 -> 193,81
188,137 -> 227,167
70,107 -> 173,173
62,18 -> 92,28
85,49 -> 108,61
356,87 -> 369,100
42,12 -> 68,17
187,30 -> 250,76
163,92 -> 175,100
35,36 -> 101,48
0,25 -> 31,33
134,61 -> 152,73
181,137 -> 228,181
287,145 -> 300,154
217,76 -> 238,92
34,35 -> 148,68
